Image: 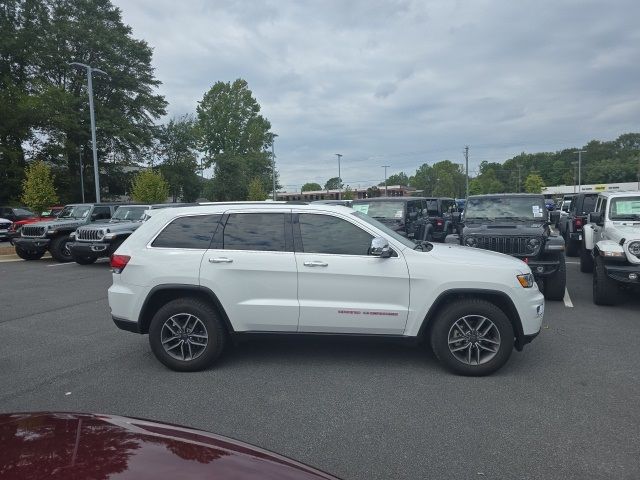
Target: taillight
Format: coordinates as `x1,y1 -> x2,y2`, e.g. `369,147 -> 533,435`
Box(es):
110,254 -> 130,273
436,218 -> 444,227
574,217 -> 583,229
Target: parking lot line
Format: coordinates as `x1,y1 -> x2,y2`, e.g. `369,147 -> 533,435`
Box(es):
563,288 -> 574,308
47,262 -> 75,267
565,261 -> 579,265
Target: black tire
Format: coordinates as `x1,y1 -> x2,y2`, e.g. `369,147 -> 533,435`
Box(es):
593,256 -> 618,306
580,244 -> 594,273
565,235 -> 579,257
543,254 -> 566,301
15,246 -> 45,261
71,252 -> 97,265
430,298 -> 514,376
49,235 -> 73,262
148,298 -> 226,372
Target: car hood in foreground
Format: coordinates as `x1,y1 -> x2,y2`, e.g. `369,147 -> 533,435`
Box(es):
0,412 -> 339,480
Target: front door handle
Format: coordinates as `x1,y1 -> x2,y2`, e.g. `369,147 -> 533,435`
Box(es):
303,261 -> 328,267
209,257 -> 233,264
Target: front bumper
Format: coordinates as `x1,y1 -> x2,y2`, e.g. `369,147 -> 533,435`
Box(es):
68,241 -> 111,256
0,230 -> 9,240
526,259 -> 560,277
604,264 -> 640,284
13,237 -> 50,251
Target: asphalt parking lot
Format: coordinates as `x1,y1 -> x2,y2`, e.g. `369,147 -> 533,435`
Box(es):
1,254 -> 639,480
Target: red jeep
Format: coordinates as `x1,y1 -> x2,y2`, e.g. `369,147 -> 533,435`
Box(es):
8,206 -> 64,243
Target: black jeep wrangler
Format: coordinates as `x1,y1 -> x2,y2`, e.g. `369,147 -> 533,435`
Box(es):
557,192 -> 598,256
447,193 -> 566,300
351,197 -> 429,240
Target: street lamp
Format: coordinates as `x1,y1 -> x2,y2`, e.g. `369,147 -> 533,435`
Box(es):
335,154 -> 342,200
271,133 -> 278,201
381,165 -> 390,196
69,62 -> 107,203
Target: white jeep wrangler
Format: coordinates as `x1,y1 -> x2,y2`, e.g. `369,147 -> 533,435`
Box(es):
580,192 -> 640,305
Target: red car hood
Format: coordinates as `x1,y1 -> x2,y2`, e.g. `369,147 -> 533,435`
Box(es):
0,412 -> 340,480
12,217 -> 48,227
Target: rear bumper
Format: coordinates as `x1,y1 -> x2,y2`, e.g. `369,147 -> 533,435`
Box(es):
112,316 -> 142,333
431,230 -> 447,240
68,241 -> 110,256
604,264 -> 640,284
569,232 -> 582,241
13,237 -> 49,251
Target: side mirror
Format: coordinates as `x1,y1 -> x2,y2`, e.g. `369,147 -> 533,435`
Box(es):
549,211 -> 560,224
589,212 -> 603,226
452,212 -> 461,224
369,237 -> 392,258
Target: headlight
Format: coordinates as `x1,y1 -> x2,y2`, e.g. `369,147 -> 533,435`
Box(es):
465,236 -> 477,247
526,237 -> 540,252
628,241 -> 640,257
517,273 -> 534,288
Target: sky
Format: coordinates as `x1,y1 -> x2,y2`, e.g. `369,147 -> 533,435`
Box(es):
113,0 -> 640,191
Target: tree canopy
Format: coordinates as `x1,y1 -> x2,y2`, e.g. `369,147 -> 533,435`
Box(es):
380,172 -> 409,187
301,182 -> 322,192
130,169 -> 169,203
197,79 -> 276,201
21,160 -> 58,214
0,0 -> 167,204
324,177 -> 342,190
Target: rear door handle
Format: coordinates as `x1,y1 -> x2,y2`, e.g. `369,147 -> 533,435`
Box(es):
209,257 -> 233,264
303,261 -> 328,267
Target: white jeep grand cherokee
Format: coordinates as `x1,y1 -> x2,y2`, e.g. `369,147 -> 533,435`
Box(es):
108,203 -> 544,376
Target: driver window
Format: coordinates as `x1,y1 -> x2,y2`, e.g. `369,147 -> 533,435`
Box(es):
297,214 -> 373,255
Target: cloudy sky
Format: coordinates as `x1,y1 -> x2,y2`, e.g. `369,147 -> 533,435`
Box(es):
113,0 -> 640,191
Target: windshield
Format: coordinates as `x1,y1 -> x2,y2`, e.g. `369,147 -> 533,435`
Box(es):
581,195 -> 597,214
352,211 -> 416,249
424,200 -> 439,215
58,205 -> 91,219
465,197 -> 547,221
609,197 -> 640,220
111,206 -> 148,221
14,208 -> 35,217
352,201 -> 405,220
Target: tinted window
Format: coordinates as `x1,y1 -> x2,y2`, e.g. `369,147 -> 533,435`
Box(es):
581,196 -> 597,214
152,215 -> 221,249
223,213 -> 286,251
298,214 -> 373,255
93,206 -> 112,220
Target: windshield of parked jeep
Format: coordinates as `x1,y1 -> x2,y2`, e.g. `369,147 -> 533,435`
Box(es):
352,211 -> 415,249
58,205 -> 91,219
464,197 -> 547,222
352,201 -> 405,220
111,206 -> 148,221
609,197 -> 640,220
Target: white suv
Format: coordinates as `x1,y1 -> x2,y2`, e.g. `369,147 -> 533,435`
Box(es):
108,203 -> 544,376
580,191 -> 640,305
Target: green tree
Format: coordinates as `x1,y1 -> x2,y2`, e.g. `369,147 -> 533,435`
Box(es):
342,186 -> 354,200
0,0 -> 167,204
524,173 -> 545,193
379,172 -> 409,187
156,115 -> 201,202
409,161 -> 465,197
196,79 -> 275,200
301,182 -> 322,192
324,177 -> 342,190
130,169 -> 169,203
247,177 -> 267,200
21,160 -> 58,214
366,185 -> 381,198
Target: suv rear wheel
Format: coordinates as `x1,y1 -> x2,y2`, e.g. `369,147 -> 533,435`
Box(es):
149,298 -> 226,372
430,299 -> 514,376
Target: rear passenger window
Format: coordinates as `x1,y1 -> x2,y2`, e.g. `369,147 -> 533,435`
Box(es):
223,213 -> 286,251
152,215 -> 221,249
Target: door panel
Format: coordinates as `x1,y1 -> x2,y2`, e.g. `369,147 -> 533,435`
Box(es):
198,211 -> 299,332
294,212 -> 410,334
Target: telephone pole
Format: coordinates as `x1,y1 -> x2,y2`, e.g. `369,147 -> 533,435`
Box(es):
464,146 -> 469,199
335,153 -> 343,199
381,165 -> 390,196
575,150 -> 586,192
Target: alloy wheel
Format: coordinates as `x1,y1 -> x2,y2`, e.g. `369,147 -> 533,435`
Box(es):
447,315 -> 501,365
161,313 -> 209,361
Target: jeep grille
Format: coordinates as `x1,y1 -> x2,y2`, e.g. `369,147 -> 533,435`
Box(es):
21,225 -> 46,237
471,236 -> 541,256
76,228 -> 102,241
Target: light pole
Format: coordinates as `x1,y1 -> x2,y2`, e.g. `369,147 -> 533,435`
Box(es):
79,148 -> 85,203
571,161 -> 578,193
575,150 -> 586,192
69,62 -> 107,203
335,153 -> 342,199
381,165 -> 390,196
272,133 -> 278,200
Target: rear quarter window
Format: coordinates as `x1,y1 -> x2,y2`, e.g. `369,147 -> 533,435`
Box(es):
151,215 -> 222,249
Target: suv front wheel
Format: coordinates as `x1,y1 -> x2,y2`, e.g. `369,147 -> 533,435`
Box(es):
149,298 -> 226,371
430,299 -> 514,376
